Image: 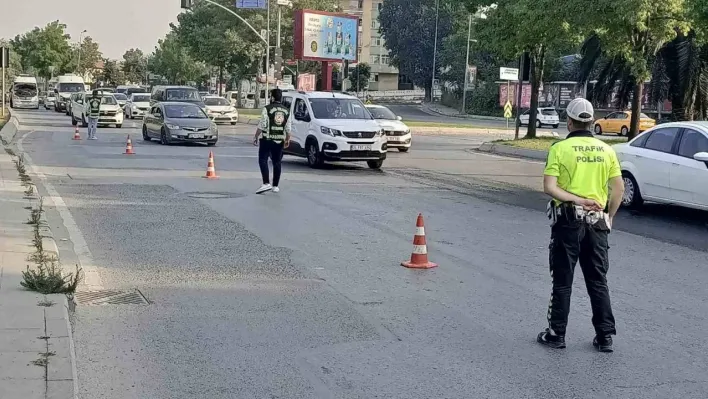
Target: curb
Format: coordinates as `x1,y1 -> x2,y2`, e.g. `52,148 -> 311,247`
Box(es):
477,142 -> 549,161
0,113 -> 19,145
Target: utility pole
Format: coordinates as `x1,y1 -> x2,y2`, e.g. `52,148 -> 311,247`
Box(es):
461,14 -> 472,115
514,53 -> 525,140
76,30 -> 87,75
430,0 -> 439,103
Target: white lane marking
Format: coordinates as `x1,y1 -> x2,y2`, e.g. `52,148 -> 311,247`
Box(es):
17,131 -> 104,290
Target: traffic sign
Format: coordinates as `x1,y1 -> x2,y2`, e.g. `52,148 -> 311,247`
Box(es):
235,0 -> 267,9
503,101 -> 513,119
499,67 -> 519,81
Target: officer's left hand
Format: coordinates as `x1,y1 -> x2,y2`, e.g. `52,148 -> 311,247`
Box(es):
284,138 -> 290,148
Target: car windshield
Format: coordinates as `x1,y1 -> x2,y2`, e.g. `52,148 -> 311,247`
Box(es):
204,98 -> 229,106
541,109 -> 558,116
309,98 -> 372,120
97,96 -> 117,105
58,83 -> 84,92
113,94 -> 127,100
164,104 -> 206,119
115,88 -> 128,94
166,89 -> 201,101
126,88 -> 148,96
367,106 -> 397,120
640,113 -> 650,118
132,94 -> 150,102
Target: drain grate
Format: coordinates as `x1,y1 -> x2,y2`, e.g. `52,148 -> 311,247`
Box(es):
74,289 -> 149,306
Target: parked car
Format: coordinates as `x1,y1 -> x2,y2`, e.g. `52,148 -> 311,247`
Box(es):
594,111 -> 656,136
124,93 -> 152,119
203,96 -> 239,125
112,93 -> 128,109
613,121 -> 708,211
365,104 -> 411,152
281,91 -> 387,169
519,107 -> 560,128
142,102 -> 218,146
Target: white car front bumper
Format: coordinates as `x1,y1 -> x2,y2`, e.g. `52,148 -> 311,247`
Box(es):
208,111 -> 239,123
384,132 -> 412,148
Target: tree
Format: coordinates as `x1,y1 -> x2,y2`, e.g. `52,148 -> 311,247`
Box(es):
63,36 -> 103,76
122,48 -> 147,84
379,0 -> 464,101
149,32 -> 205,84
11,21 -> 72,78
348,63 -> 371,92
0,39 -> 25,82
100,59 -> 125,86
572,0 -> 689,139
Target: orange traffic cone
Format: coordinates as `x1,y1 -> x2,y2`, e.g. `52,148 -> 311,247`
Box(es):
203,151 -> 218,179
124,135 -> 135,155
401,213 -> 438,269
73,126 -> 81,140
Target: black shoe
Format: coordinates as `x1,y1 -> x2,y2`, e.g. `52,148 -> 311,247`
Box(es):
593,335 -> 614,352
537,329 -> 566,349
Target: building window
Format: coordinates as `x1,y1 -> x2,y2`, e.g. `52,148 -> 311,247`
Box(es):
374,37 -> 381,46
358,0 -> 363,8
377,2 -> 383,11
369,73 -> 379,82
370,55 -> 380,64
380,55 -> 390,65
371,19 -> 377,28
358,18 -> 362,26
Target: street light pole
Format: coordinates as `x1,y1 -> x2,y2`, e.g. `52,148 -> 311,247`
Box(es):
265,0 -> 270,104
430,0 -> 439,103
76,30 -> 87,75
461,14 -> 472,115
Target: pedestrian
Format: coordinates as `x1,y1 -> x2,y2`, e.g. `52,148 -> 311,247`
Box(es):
253,88 -> 291,194
537,97 -> 624,353
86,90 -> 101,140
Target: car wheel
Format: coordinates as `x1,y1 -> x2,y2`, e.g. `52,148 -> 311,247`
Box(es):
535,120 -> 541,128
116,124 -> 122,128
367,160 -> 384,169
142,126 -> 151,141
160,128 -> 170,145
620,126 -> 629,136
621,172 -> 644,208
306,140 -> 323,168
594,124 -> 603,135
552,124 -> 559,128
230,122 -> 237,125
398,147 -> 409,153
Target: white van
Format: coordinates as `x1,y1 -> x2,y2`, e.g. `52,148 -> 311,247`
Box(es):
10,75 -> 39,109
281,91 -> 388,169
53,74 -> 86,113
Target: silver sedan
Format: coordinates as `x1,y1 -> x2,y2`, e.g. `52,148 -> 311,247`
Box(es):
142,102 -> 219,146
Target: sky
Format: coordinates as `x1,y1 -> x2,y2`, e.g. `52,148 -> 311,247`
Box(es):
0,0 -> 182,59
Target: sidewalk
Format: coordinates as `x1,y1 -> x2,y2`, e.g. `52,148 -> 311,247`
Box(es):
0,150 -> 76,399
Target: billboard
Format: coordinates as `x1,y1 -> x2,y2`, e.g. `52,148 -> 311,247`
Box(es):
499,83 -> 532,108
294,10 -> 359,62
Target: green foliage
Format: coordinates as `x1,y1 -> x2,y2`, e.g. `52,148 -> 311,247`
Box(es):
349,63 -> 371,91
379,0 -> 465,98
100,59 -> 126,86
11,21 -> 72,78
149,32 -> 206,84
21,262 -> 82,295
63,36 -> 103,76
467,82 -> 503,116
122,48 -> 147,84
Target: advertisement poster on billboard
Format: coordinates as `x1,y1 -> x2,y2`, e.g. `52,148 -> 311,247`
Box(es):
294,10 -> 359,62
499,84 -> 532,108
297,73 -> 316,91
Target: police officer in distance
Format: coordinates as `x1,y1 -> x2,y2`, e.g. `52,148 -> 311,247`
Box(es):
537,98 -> 625,353
253,88 -> 291,194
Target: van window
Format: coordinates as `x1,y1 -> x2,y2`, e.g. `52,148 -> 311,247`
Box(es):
282,96 -> 293,109
165,88 -> 200,101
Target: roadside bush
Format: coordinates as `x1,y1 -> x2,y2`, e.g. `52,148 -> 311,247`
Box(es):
21,262 -> 82,295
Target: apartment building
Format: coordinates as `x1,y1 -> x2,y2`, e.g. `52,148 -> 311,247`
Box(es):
342,0 -> 413,90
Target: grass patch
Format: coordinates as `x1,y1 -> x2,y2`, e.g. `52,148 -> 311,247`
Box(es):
493,137 -> 627,151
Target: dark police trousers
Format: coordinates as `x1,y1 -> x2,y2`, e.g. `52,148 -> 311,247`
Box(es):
258,139 -> 284,186
547,211 -> 616,337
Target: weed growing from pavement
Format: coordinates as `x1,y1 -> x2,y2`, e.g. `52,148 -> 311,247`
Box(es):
37,298 -> 55,307
27,197 -> 44,225
24,184 -> 35,197
21,262 -> 82,295
30,351 -> 55,367
5,147 -> 16,157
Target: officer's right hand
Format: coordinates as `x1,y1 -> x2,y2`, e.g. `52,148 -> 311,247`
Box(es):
575,198 -> 602,211
253,137 -> 259,146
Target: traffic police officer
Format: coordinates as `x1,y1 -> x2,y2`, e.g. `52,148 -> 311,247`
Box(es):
253,88 -> 291,194
86,90 -> 102,140
537,98 -> 625,352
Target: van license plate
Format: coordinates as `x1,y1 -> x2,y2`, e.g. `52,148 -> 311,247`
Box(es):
351,145 -> 371,151
189,134 -> 204,139
387,136 -> 399,142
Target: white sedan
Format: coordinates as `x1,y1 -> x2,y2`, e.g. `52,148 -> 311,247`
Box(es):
519,107 -> 560,128
613,121 -> 708,211
365,104 -> 412,152
203,96 -> 239,125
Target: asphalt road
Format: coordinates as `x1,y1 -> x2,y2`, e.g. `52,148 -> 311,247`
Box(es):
10,108 -> 708,399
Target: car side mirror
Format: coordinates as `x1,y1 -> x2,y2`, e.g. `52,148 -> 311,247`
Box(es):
397,116 -> 402,121
693,152 -> 708,165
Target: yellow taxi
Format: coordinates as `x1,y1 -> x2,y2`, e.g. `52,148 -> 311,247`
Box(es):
593,111 -> 656,136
